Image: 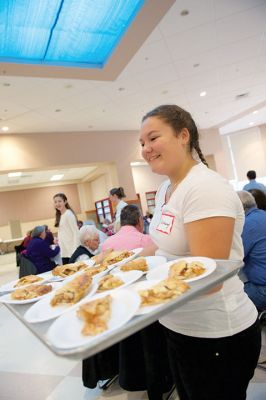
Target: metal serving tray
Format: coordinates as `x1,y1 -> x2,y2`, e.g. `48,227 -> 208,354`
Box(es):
2,259 -> 242,360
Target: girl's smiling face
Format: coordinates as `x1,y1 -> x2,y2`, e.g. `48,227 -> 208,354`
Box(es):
139,116 -> 190,179
54,196 -> 67,213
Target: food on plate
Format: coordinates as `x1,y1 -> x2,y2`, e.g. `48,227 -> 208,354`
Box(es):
97,274 -> 124,292
52,261 -> 87,277
77,295 -> 112,335
14,274 -> 44,287
120,257 -> 148,272
50,271 -> 92,307
91,248 -> 113,265
11,284 -> 52,300
169,260 -> 206,280
83,264 -> 108,277
139,278 -> 189,306
102,250 -> 134,267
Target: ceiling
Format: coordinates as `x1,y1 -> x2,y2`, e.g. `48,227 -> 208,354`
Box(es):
0,0 -> 266,189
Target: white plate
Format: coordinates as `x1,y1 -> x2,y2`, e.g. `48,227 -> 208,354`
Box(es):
129,280 -> 165,315
24,280 -> 98,323
47,289 -> 141,349
0,283 -> 60,304
95,270 -> 143,292
0,275 -> 48,293
107,247 -> 143,271
39,259 -> 95,282
112,255 -> 167,275
146,257 -> 216,283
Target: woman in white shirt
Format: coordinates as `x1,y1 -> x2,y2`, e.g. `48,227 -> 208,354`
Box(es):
109,187 -> 128,231
53,193 -> 80,264
139,104 -> 261,400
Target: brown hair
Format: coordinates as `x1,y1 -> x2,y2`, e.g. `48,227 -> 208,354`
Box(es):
53,193 -> 78,227
109,187 -> 126,199
142,104 -> 208,167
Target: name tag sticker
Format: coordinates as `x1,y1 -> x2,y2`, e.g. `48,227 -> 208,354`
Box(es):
156,213 -> 175,235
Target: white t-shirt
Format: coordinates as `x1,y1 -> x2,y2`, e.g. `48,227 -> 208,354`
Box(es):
114,200 -> 128,232
149,163 -> 257,338
58,209 -> 80,258
115,200 -> 128,223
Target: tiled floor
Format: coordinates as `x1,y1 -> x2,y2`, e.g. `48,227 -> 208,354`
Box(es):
0,253 -> 265,400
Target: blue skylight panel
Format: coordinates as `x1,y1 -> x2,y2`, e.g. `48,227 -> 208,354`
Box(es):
0,0 -> 144,68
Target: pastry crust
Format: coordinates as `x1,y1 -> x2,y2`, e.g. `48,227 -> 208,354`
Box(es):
120,257 -> 148,272
97,274 -> 124,291
11,284 -> 52,300
83,264 -> 108,277
77,295 -> 112,336
139,278 -> 189,306
14,275 -> 43,287
52,261 -> 87,277
102,250 -> 134,267
169,260 -> 205,280
50,271 -> 92,307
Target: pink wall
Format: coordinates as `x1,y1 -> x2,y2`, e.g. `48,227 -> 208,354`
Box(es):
0,184 -> 81,226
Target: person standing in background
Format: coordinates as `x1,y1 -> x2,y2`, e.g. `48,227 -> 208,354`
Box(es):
109,187 -> 128,232
243,170 -> 266,193
53,193 -> 79,265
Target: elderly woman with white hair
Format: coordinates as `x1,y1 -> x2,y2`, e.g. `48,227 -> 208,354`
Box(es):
237,190 -> 266,311
69,225 -> 101,263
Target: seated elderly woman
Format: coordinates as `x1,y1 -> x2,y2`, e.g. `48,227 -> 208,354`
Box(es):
69,225 -> 101,263
237,190 -> 266,310
26,225 -> 60,274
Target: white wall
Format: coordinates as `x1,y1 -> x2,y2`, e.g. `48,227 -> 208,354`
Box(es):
131,165 -> 166,214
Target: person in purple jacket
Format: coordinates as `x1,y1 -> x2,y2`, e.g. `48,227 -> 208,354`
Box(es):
26,225 -> 60,273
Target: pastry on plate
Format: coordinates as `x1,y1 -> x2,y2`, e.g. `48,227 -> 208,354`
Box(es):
102,250 -> 134,267
139,278 -> 189,306
50,271 -> 92,307
77,295 -> 112,335
120,257 -> 148,272
97,274 -> 124,291
83,264 -> 108,277
169,260 -> 205,280
11,284 -> 52,300
52,261 -> 87,277
14,274 -> 44,287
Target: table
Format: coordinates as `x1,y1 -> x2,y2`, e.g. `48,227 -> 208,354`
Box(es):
0,237 -> 24,254
2,259 -> 242,360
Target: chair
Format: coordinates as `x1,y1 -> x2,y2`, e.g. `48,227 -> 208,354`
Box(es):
19,255 -> 37,278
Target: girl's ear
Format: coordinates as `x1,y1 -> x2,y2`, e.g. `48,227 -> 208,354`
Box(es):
179,127 -> 190,145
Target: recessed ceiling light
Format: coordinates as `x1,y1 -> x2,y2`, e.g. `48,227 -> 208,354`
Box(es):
249,122 -> 254,126
50,174 -> 64,181
200,91 -> 206,97
55,109 -> 62,112
145,57 -> 149,61
253,110 -> 258,114
161,90 -> 168,95
193,63 -> 200,68
180,9 -> 189,16
3,82 -> 10,87
8,172 -> 22,178
1,126 -> 9,131
64,84 -> 73,89
118,87 -> 125,91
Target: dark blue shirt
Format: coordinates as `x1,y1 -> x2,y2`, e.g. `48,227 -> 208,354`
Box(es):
27,237 -> 60,274
242,207 -> 266,285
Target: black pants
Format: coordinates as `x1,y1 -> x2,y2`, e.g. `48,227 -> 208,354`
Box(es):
62,257 -> 70,265
164,319 -> 261,400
